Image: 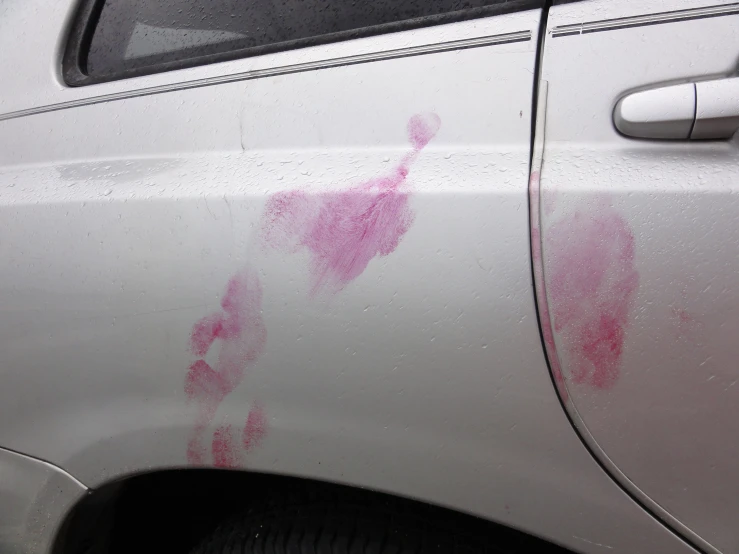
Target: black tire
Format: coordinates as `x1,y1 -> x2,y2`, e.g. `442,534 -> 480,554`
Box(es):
190,488 -> 562,554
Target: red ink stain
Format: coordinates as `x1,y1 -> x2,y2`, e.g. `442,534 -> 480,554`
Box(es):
529,171 -> 568,402
546,202 -> 639,389
243,404 -> 267,451
212,424 -> 240,468
185,267 -> 267,464
262,113 -> 441,294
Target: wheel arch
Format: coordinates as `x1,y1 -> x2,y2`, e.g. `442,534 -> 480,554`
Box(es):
52,469 -> 569,554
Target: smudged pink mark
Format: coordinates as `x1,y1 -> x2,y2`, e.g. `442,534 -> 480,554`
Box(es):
243,404 -> 268,451
673,308 -> 694,326
407,114 -> 440,149
190,314 -> 228,357
542,187 -> 558,216
529,171 -> 568,402
186,423 -> 208,465
262,113 -> 441,294
186,267 -> 267,464
547,201 -> 639,389
209,405 -> 267,467
185,115 -> 439,463
212,424 -> 240,468
671,307 -> 702,343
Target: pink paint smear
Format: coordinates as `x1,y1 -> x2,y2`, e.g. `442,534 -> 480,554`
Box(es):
671,306 -> 702,343
262,112 -> 441,294
185,114 -> 440,465
211,404 -> 268,469
546,201 -> 639,389
529,171 -> 568,402
211,424 -> 239,468
242,403 -> 268,452
186,267 -> 266,464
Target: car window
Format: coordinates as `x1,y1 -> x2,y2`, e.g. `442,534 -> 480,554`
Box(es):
64,0 -> 542,85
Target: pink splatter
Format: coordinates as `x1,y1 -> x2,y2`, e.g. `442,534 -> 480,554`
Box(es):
243,404 -> 268,451
546,201 -> 639,389
407,114 -> 440,149
212,424 -> 240,468
207,405 -> 267,468
262,113 -> 441,294
185,267 -> 266,464
671,307 -> 702,343
529,171 -> 568,401
185,114 -> 440,464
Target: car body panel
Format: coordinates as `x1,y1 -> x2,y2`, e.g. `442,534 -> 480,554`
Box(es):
0,1 -> 719,553
1,0 -> 534,121
537,1 -> 739,553
0,446 -> 86,554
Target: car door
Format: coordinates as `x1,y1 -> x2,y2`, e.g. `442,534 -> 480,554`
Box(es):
535,1 -> 739,552
0,0 -> 552,541
0,0 -> 716,552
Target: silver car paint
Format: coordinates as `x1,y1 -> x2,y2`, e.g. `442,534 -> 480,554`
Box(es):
0,0 -> 727,553
537,1 -> 739,553
0,447 -> 86,554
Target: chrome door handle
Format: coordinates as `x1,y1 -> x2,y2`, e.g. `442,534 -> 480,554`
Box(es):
614,77 -> 739,140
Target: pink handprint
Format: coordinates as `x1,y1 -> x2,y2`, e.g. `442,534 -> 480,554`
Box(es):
185,113 -> 441,465
185,268 -> 266,464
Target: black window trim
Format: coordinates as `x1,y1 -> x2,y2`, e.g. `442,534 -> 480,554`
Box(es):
62,0 -> 543,87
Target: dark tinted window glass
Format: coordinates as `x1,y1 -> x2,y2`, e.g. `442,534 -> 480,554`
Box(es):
73,0 -> 538,83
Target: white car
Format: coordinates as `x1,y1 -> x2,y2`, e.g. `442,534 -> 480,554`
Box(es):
1,0 -> 738,553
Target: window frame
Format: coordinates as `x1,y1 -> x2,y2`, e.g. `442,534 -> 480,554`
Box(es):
61,0 -> 543,86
